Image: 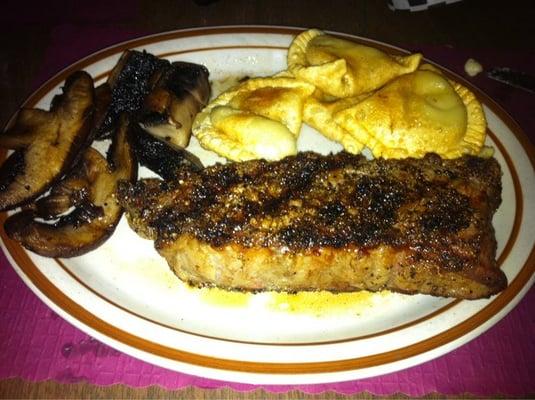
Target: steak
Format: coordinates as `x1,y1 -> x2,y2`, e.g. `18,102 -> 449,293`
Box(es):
117,151 -> 507,299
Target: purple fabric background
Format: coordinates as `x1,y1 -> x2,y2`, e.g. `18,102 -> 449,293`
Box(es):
1,24 -> 535,396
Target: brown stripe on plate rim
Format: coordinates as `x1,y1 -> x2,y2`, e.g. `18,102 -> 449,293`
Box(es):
487,128 -> 523,266
14,124 -> 524,348
1,26 -> 534,375
5,26 -> 305,113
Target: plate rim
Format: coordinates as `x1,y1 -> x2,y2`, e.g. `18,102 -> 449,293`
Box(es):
1,25 -> 535,383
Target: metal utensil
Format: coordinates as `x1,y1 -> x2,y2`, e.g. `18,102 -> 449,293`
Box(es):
487,67 -> 535,94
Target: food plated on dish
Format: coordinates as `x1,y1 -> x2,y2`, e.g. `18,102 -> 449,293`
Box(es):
1,26 -> 534,384
0,29 -> 506,300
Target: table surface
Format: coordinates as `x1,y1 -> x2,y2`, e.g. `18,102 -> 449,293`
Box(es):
1,0 -> 534,398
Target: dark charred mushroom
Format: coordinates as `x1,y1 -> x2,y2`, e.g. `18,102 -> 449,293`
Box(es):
0,71 -> 95,211
87,83 -> 112,143
92,50 -> 210,147
4,115 -> 137,257
131,123 -> 202,180
139,61 -> 210,148
96,50 -> 168,139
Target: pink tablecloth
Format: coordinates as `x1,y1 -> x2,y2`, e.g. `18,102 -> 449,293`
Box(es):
1,23 -> 535,397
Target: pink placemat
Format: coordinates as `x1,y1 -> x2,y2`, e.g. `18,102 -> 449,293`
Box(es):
1,23 -> 535,397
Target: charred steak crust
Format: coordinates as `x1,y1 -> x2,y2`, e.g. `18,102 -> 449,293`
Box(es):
118,152 -> 506,298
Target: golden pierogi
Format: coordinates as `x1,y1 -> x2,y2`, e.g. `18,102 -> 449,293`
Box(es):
333,68 -> 487,158
303,95 -> 368,153
288,29 -> 422,98
192,77 -> 315,161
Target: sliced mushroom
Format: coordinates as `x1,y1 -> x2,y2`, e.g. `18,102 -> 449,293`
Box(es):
131,123 -> 202,180
0,71 -> 95,211
4,115 -> 137,258
87,83 -> 112,143
96,50 -> 168,139
139,61 -> 210,148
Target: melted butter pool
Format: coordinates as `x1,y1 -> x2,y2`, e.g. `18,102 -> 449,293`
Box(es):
268,290 -> 387,316
197,286 -> 390,316
199,287 -> 252,307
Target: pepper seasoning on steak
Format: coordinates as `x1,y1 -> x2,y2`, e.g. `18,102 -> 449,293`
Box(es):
118,152 -> 506,299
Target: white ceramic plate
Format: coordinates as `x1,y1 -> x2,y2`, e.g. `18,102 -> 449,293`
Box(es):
1,26 -> 535,384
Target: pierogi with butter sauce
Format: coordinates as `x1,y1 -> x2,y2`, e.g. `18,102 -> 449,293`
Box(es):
193,29 -> 488,162
334,67 -> 487,158
192,77 -> 315,161
303,95 -> 368,154
288,29 -> 422,98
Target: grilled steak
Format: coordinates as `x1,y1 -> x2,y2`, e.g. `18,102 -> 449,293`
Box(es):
117,152 -> 507,299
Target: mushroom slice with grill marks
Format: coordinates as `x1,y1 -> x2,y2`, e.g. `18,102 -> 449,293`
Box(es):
95,50 -> 168,139
4,115 -> 137,258
87,83 -> 112,143
131,123 -> 203,180
0,71 -> 94,211
139,61 -> 210,148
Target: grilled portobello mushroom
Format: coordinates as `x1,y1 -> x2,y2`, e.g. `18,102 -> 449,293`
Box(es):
139,61 -> 210,148
5,115 -> 137,257
131,123 -> 202,180
0,71 -> 95,211
95,50 -> 168,139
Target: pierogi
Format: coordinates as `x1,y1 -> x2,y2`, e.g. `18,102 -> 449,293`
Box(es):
303,95 -> 368,154
288,29 -> 422,98
333,68 -> 487,158
192,77 -> 315,161
194,30 -> 487,162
